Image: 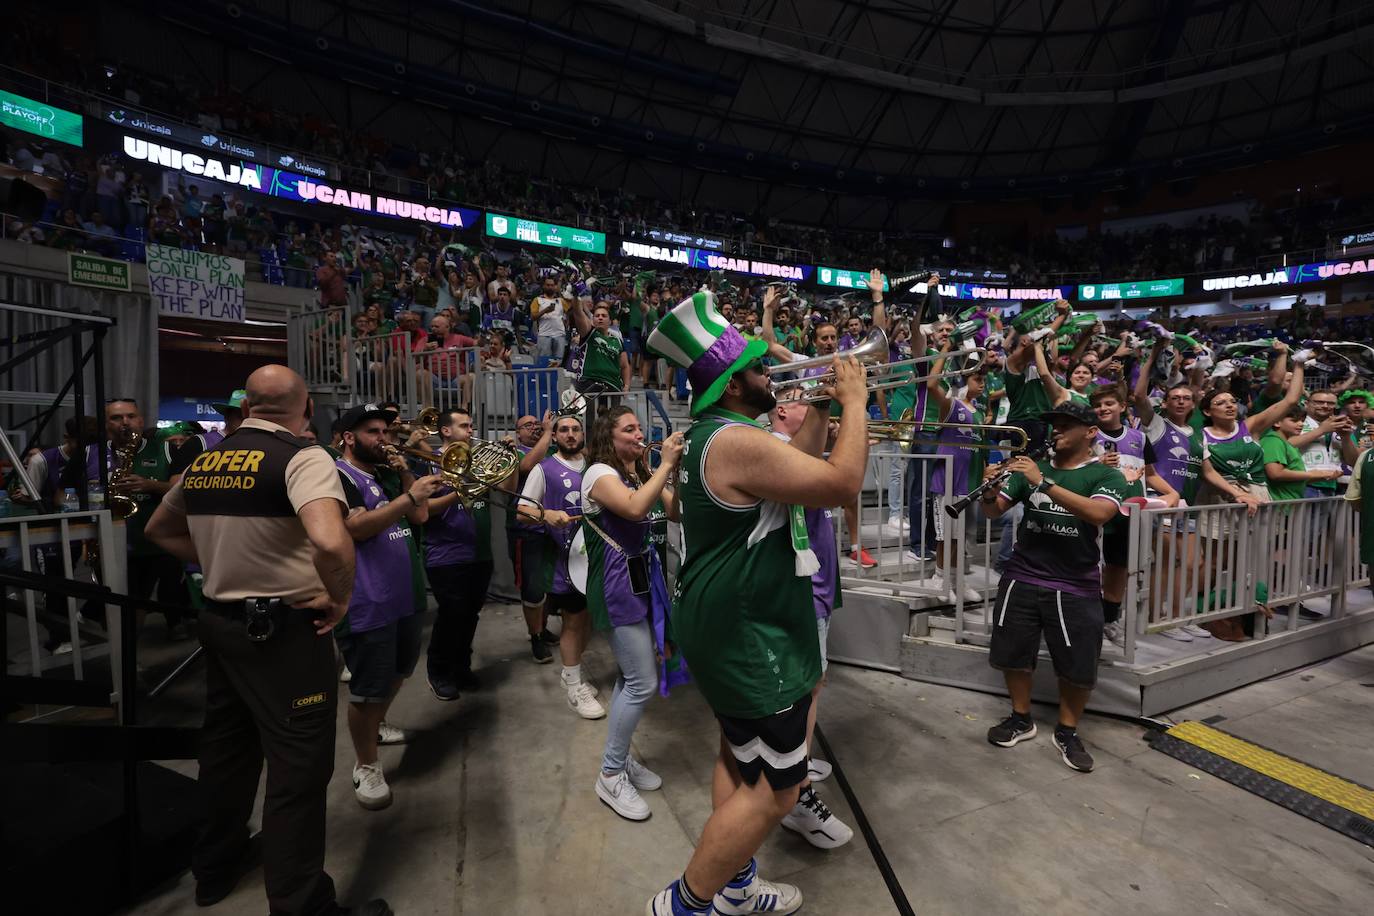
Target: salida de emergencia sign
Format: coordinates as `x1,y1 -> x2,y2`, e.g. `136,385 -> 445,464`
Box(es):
147,244 -> 245,323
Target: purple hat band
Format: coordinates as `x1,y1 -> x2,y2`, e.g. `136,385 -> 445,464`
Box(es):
687,326 -> 749,393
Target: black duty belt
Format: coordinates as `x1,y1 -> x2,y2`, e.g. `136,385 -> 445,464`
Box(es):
204,597 -> 307,642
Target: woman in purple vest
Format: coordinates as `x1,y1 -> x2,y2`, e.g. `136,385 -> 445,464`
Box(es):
581,406 -> 683,822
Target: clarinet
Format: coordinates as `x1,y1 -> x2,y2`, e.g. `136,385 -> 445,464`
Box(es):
944,439 -> 1051,517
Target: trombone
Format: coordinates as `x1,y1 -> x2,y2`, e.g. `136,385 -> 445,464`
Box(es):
868,418 -> 1029,451
769,328 -> 986,404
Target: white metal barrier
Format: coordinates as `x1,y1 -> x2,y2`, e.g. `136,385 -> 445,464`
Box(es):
473,367 -> 563,439
287,306 -> 350,394
833,451 -> 1012,635
410,346 -> 479,414
2,511 -> 129,711
1122,495 -> 1366,662
350,330 -> 414,408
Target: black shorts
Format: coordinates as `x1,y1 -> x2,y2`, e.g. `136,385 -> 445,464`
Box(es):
545,591 -> 586,615
1102,526 -> 1129,567
335,614 -> 423,703
717,691 -> 813,791
988,578 -> 1102,689
507,529 -> 546,605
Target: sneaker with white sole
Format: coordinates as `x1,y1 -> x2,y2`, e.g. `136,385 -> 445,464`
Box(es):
881,518 -> 905,538
646,881 -> 710,916
376,721 -> 408,745
1102,622 -> 1125,647
918,575 -> 954,601
626,756 -> 662,791
1160,627 -> 1194,642
904,548 -> 935,562
807,758 -> 832,782
712,860 -> 803,915
958,583 -> 984,603
352,762 -> 392,810
340,664 -> 352,683
781,785 -> 853,849
596,770 -> 650,821
1180,624 -> 1213,638
987,714 -> 1037,747
567,681 -> 607,719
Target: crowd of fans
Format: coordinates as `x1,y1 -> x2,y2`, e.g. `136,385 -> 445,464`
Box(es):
5,20 -> 1374,282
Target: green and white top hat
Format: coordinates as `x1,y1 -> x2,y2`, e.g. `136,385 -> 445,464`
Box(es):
647,290 -> 769,416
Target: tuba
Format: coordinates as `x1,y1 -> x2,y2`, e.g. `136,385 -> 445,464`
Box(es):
108,427 -> 142,520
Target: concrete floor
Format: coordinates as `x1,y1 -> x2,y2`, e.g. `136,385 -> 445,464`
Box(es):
124,602 -> 1374,916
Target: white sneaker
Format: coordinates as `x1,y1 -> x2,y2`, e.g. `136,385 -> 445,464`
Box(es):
561,672 -> 599,697
958,583 -> 984,603
918,575 -> 953,600
352,762 -> 392,810
376,721 -> 408,745
567,681 -> 607,719
53,641 -> 72,656
807,758 -> 832,782
596,770 -> 650,821
1102,622 -> 1126,647
781,786 -> 853,849
881,518 -> 905,538
340,664 -> 352,683
1180,624 -> 1213,638
1160,627 -> 1194,642
713,866 -> 804,914
626,756 -> 663,791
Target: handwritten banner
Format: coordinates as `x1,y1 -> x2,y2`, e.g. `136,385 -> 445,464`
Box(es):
147,244 -> 245,323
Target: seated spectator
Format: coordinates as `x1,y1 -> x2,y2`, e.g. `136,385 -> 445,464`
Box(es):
417,314 -> 477,408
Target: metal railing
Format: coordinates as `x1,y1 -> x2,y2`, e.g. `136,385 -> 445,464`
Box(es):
472,366 -> 562,439
2,511 -> 128,711
1121,496 -> 1366,662
410,346 -> 479,414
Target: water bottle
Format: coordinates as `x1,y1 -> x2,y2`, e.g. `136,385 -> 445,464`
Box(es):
88,484 -> 105,511
61,488 -> 80,513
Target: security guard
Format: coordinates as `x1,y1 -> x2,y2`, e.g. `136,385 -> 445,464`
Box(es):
146,365 -> 391,916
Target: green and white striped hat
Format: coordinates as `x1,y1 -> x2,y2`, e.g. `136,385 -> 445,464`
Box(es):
647,291 -> 768,416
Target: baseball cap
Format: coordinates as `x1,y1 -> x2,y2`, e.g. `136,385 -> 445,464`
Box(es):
211,389 -> 247,414
1040,401 -> 1097,427
337,403 -> 398,431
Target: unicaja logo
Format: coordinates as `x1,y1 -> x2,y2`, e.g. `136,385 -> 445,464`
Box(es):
201,134 -> 219,147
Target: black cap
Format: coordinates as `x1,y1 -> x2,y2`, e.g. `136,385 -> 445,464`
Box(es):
337,403 -> 398,432
1040,401 -> 1097,427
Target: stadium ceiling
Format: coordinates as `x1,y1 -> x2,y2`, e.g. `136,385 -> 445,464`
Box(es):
102,0 -> 1374,226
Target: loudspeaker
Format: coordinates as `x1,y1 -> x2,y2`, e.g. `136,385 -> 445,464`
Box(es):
0,176 -> 47,221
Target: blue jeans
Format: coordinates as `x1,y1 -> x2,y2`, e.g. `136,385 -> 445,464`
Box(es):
996,503 -> 1021,569
906,443 -> 936,554
600,619 -> 657,774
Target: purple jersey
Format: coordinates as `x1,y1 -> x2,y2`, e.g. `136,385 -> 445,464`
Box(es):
1097,425 -> 1148,497
336,460 -> 416,632
1145,414 -> 1201,501
805,506 -> 840,619
930,400 -> 983,497
537,454 -> 584,595
38,445 -> 68,501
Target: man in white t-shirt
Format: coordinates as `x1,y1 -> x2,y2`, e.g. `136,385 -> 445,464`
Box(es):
517,416 -> 603,719
1291,389 -> 1357,498
530,275 -> 571,366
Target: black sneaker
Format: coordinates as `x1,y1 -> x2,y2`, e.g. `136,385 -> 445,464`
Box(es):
530,635 -> 553,664
1053,728 -> 1094,772
538,627 -> 561,646
454,669 -> 482,691
987,714 -> 1037,747
427,676 -> 459,702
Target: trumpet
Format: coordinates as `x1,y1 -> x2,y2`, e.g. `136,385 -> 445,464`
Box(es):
868,420 -> 1029,451
391,406 -> 441,438
769,328 -> 987,404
